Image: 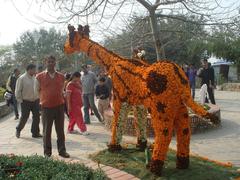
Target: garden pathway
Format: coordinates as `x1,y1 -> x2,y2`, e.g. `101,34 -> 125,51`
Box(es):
0,90 -> 239,170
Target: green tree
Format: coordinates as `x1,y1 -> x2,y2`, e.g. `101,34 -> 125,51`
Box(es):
13,28 -> 78,71
104,15 -> 207,65
208,26 -> 240,80
0,46 -> 16,86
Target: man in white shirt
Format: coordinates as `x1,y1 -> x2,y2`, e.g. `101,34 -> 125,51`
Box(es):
15,64 -> 42,138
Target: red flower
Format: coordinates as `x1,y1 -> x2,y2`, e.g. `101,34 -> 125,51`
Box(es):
16,161 -> 23,167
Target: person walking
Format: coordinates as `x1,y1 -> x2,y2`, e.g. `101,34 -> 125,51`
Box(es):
15,64 -> 42,138
186,64 -> 197,99
197,59 -> 216,104
95,77 -> 110,122
66,72 -> 89,135
81,65 -> 103,124
35,55 -> 70,158
6,68 -> 20,120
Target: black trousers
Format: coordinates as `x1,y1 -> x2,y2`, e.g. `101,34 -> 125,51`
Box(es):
41,104 -> 66,155
16,100 -> 40,135
205,86 -> 216,104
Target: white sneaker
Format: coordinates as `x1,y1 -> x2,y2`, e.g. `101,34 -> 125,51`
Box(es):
81,131 -> 89,136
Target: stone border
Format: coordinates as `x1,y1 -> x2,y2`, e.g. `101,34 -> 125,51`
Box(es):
54,157 -> 139,180
0,102 -> 13,118
104,104 -> 221,136
219,83 -> 240,92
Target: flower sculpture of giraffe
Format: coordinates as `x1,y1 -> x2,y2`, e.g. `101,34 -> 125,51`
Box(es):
64,24 -> 218,176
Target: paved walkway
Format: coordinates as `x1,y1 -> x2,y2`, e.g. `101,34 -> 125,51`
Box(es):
0,90 -> 239,171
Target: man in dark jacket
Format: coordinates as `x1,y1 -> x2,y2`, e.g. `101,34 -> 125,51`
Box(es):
197,59 -> 216,104
6,68 -> 20,119
95,77 -> 110,121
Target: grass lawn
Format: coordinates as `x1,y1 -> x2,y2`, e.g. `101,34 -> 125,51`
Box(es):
90,147 -> 240,180
0,154 -> 108,180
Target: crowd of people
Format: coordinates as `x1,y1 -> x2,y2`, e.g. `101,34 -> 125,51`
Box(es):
182,58 -> 216,104
4,55 -> 112,158
4,54 -> 216,158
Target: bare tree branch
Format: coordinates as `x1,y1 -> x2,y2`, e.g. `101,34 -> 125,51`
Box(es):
136,0 -> 152,11
154,0 -> 184,9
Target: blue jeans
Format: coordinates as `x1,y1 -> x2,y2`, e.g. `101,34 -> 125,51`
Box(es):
83,93 -> 102,123
190,81 -> 195,99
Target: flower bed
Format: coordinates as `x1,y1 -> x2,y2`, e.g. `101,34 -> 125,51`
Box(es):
104,104 -> 221,136
0,154 -> 107,179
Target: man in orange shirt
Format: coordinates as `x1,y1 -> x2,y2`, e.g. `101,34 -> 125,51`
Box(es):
35,55 -> 70,158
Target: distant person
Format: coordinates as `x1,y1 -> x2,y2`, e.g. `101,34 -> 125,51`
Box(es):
37,65 -> 44,74
81,64 -> 103,124
15,64 -> 42,138
35,55 -> 70,158
66,72 -> 88,135
187,64 -> 197,99
197,59 -> 216,104
6,68 -> 20,120
95,77 -> 110,122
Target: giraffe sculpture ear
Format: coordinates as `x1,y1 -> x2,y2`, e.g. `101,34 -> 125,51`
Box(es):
83,25 -> 90,37
78,24 -> 84,36
68,24 -> 76,48
68,24 -> 75,33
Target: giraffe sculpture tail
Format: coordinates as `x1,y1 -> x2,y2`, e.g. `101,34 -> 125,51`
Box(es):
173,64 -> 220,124
182,88 -> 220,125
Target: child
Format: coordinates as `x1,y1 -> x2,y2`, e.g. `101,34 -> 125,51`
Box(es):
66,72 -> 89,135
95,77 -> 110,122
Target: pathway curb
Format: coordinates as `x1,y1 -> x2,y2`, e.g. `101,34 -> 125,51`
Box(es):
53,157 -> 140,180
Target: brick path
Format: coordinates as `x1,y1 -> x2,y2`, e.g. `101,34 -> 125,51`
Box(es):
0,113 -> 139,179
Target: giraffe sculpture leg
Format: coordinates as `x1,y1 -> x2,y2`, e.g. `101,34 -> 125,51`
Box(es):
134,105 -> 148,151
174,104 -> 191,169
108,101 -> 130,152
115,102 -> 130,144
148,111 -> 174,176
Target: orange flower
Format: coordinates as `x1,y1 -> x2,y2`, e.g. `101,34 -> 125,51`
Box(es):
64,25 -> 215,175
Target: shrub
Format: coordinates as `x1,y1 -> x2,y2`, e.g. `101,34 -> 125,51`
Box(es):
0,87 -> 6,102
0,154 -> 108,180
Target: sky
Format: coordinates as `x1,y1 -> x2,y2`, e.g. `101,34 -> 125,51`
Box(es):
0,0 -> 239,46
0,0 -> 57,45
0,0 -> 136,45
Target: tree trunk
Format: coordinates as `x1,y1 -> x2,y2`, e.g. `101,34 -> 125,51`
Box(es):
149,11 -> 164,61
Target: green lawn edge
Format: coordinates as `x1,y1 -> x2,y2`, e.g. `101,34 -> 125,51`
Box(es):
90,148 -> 240,180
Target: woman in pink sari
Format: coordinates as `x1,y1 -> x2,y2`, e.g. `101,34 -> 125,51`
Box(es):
66,72 -> 89,135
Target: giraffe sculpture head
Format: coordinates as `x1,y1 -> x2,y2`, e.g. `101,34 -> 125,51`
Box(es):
64,24 -> 90,54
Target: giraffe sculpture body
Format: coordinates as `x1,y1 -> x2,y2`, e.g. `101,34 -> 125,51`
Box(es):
64,25 -> 216,176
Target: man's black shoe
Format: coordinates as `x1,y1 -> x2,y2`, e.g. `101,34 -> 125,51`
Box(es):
32,134 -> 43,138
59,152 -> 70,158
16,130 -> 20,138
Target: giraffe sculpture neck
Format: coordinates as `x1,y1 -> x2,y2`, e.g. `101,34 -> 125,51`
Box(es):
78,37 -> 122,69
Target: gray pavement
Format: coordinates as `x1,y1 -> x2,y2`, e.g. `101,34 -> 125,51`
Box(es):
0,90 -> 239,167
